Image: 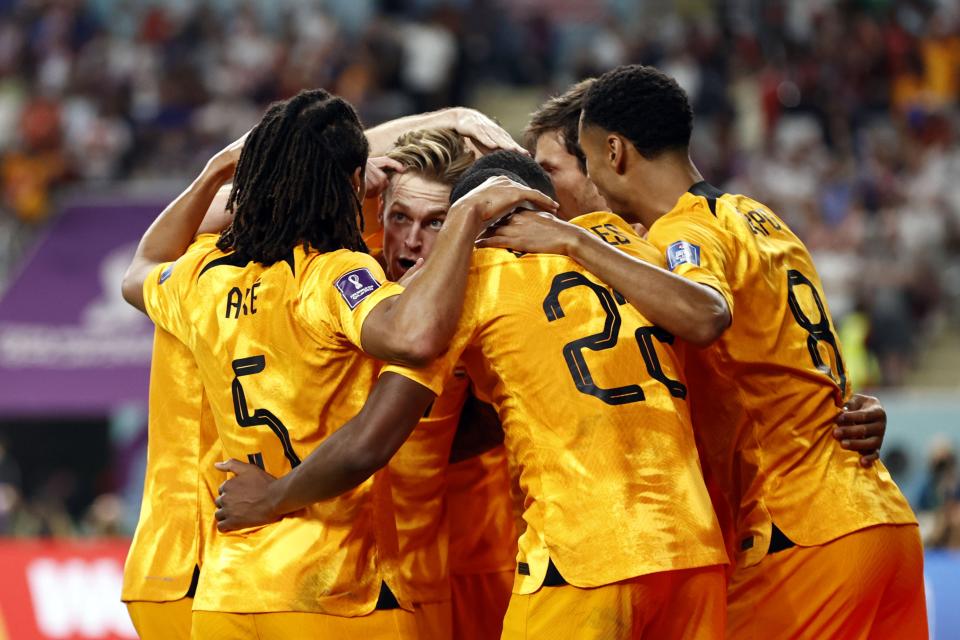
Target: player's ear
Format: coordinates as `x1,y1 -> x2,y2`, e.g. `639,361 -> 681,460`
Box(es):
351,166 -> 365,200
608,134 -> 627,176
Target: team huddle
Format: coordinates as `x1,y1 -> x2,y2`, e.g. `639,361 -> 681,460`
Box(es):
118,65 -> 926,639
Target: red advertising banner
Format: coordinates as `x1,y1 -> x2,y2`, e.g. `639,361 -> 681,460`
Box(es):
0,540 -> 134,640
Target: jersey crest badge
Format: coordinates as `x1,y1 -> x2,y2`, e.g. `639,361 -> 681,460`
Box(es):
335,268 -> 381,310
666,241 -> 701,271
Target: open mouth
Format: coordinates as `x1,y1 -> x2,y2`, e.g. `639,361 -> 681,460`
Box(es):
396,257 -> 417,272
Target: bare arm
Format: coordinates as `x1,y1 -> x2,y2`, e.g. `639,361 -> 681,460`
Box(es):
214,373 -> 435,531
365,107 -> 526,156
479,212 -> 730,346
121,134 -> 246,313
360,177 -> 558,366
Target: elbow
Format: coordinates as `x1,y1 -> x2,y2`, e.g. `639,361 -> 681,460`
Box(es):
120,268 -> 140,308
391,328 -> 445,367
687,302 -> 730,348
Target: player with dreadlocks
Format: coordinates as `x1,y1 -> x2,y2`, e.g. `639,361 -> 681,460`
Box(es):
121,88 -> 556,639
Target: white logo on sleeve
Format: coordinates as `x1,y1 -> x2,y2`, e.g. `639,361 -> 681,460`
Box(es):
335,268 -> 382,309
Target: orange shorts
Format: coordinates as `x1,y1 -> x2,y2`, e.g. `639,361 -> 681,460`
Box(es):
414,600 -> 453,639
727,523 -> 927,640
501,564 -> 726,640
450,570 -> 514,640
127,598 -> 193,640
191,608 -> 418,639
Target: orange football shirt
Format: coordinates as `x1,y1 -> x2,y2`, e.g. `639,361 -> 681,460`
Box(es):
143,235 -> 407,614
646,183 -> 917,568
386,212 -> 727,594
121,328 -> 221,603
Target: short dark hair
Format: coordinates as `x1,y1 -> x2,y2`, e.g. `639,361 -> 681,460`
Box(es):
450,168 -> 525,205
218,89 -> 370,265
581,65 -> 693,159
524,79 -> 594,172
453,150 -> 556,202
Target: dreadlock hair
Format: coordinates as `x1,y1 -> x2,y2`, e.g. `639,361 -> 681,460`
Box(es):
386,128 -> 476,187
523,78 -> 595,172
581,65 -> 693,159
218,89 -> 370,264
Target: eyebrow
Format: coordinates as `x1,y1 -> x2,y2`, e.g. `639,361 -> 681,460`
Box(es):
388,200 -> 449,216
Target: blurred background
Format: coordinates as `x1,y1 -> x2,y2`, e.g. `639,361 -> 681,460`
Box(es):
0,0 -> 958,637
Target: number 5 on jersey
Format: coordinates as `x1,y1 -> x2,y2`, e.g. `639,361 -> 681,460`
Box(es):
231,355 -> 301,469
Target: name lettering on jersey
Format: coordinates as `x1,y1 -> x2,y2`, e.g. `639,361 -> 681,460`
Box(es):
666,241 -> 701,271
740,208 -> 783,236
590,223 -> 631,246
335,268 -> 381,310
225,282 -> 260,319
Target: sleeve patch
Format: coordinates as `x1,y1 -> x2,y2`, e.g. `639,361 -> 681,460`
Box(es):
666,241 -> 701,271
335,268 -> 382,310
158,263 -> 174,284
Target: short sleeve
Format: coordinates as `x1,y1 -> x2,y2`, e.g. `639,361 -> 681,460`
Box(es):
142,234 -> 219,344
299,250 -> 404,350
381,270 -> 483,396
647,210 -> 735,317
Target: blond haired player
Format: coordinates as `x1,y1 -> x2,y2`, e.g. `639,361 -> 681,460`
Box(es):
373,127 -> 519,639
121,90 -> 555,638
121,103 -> 523,639
215,157 -> 731,639
483,65 -> 925,638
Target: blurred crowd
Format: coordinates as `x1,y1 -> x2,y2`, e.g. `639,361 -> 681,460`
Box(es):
0,1 -> 959,541
2,0 -> 959,385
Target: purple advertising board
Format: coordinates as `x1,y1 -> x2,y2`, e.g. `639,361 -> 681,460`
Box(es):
0,200 -> 164,415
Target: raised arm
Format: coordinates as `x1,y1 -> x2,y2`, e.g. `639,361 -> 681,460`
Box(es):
365,107 -> 526,156
121,134 -> 245,313
213,373 -> 435,531
359,176 -> 557,366
479,212 -> 730,346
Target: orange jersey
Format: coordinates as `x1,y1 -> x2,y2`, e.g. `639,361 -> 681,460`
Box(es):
646,183 -> 916,568
386,212 -> 727,594
447,445 -> 518,575
143,235 -> 406,615
386,368 -> 467,604
122,329 -> 220,602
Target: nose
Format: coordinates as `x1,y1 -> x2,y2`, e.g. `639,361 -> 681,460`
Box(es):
404,224 -> 423,251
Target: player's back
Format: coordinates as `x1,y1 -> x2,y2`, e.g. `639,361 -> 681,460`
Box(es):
647,185 -> 916,568
396,213 -> 727,594
143,235 -> 404,615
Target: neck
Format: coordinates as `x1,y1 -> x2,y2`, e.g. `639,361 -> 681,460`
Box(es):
623,153 -> 703,228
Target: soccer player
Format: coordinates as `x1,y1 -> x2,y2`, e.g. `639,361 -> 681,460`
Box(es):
121,89 -> 554,638
215,155 -> 731,639
372,127 -> 519,639
522,77 -> 892,465
484,65 -> 925,637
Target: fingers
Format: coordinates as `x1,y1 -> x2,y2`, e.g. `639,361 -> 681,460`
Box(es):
836,407 -> 885,426
370,156 -> 406,173
475,236 -> 512,249
839,435 -> 884,451
833,421 -> 884,441
215,459 -> 247,474
859,452 -> 879,468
